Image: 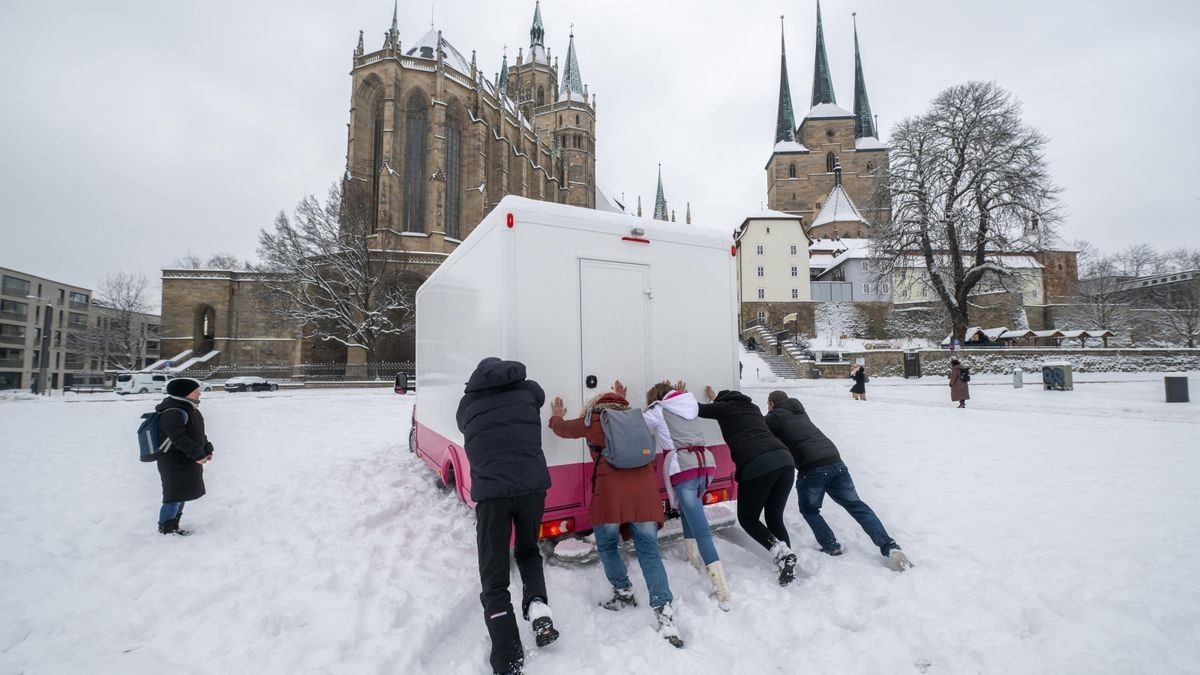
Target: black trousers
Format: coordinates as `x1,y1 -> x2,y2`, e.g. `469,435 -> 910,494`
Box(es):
476,492 -> 547,674
736,466 -> 795,551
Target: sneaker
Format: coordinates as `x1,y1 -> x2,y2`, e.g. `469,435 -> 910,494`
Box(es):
820,544 -> 843,556
653,603 -> 684,648
527,601 -> 559,647
888,548 -> 914,571
770,541 -> 797,586
600,586 -> 638,611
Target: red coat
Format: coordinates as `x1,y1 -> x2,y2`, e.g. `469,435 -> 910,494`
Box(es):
549,397 -> 664,526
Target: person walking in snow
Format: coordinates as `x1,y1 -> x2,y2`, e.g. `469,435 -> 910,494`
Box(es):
849,365 -> 867,401
949,358 -> 971,408
548,381 -> 684,648
643,380 -> 730,610
698,386 -> 799,586
456,358 -> 559,675
154,378 -> 212,536
764,390 -> 912,570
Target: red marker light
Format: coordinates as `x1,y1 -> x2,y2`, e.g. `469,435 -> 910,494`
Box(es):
730,245 -> 737,257
506,213 -> 514,228
621,236 -> 651,244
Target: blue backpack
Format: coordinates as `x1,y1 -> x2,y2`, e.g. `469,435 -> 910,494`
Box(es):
138,409 -> 188,462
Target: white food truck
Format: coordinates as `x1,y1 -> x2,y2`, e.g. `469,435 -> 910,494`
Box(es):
411,196 -> 740,540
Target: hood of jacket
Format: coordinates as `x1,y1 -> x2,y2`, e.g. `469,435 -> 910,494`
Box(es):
656,390 -> 699,418
713,389 -> 752,405
156,396 -> 198,412
464,357 -> 527,393
773,398 -> 805,415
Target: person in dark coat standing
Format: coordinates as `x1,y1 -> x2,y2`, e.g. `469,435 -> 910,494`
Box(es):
764,391 -> 912,570
849,365 -> 867,401
155,378 -> 213,536
456,358 -> 558,675
950,358 -> 971,408
699,386 -> 799,586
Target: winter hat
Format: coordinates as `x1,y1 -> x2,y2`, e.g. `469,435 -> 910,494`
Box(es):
166,378 -> 202,397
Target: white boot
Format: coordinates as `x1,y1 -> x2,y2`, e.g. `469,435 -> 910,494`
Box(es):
888,548 -> 914,571
769,540 -> 798,587
683,538 -> 703,571
706,561 -> 732,611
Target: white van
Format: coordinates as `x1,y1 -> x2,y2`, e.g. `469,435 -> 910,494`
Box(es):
115,372 -> 170,395
412,196 -> 740,540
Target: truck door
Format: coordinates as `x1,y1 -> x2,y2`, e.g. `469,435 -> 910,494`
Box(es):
579,259 -> 652,408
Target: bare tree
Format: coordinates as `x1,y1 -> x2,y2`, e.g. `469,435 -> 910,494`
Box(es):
871,81 -> 1061,341
1067,257 -> 1136,339
82,272 -> 155,371
814,302 -> 865,347
173,252 -> 249,270
257,181 -> 416,365
1149,277 -> 1200,348
1115,244 -> 1166,278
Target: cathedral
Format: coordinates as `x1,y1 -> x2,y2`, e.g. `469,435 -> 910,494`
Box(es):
160,2 -> 601,367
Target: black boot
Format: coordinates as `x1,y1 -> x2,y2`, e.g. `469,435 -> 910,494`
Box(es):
158,517 -> 192,536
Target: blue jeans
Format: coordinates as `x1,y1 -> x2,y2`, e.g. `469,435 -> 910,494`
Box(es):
593,522 -> 673,608
795,462 -> 898,556
674,476 -> 720,565
159,501 -> 184,524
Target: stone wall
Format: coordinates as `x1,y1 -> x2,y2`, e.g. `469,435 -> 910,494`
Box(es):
843,348 -> 1200,378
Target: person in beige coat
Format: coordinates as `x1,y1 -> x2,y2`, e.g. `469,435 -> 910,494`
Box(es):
949,358 -> 971,408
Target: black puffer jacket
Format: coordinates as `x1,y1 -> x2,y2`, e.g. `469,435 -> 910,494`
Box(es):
698,390 -> 791,481
456,358 -> 551,502
155,396 -> 213,503
764,398 -> 843,474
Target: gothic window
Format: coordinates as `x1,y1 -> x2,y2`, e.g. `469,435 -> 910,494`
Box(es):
825,152 -> 836,173
575,114 -> 580,126
444,106 -> 462,239
866,162 -> 874,172
537,86 -> 545,106
370,97 -> 385,233
403,93 -> 429,233
788,163 -> 797,178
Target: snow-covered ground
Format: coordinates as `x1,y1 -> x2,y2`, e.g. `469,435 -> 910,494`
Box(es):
2,377 -> 1199,674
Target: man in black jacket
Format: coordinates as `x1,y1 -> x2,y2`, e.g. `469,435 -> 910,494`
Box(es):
155,378 -> 213,536
700,386 -> 799,586
765,390 -> 912,570
456,358 -> 558,675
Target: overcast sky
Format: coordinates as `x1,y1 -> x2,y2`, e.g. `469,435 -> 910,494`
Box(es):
2,0 -> 1198,300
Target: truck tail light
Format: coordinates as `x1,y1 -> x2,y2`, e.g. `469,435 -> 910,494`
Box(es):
506,213 -> 514,228
730,245 -> 737,257
538,518 -> 575,539
702,489 -> 730,506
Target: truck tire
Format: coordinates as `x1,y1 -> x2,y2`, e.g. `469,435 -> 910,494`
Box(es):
436,465 -> 455,492
408,426 -> 417,454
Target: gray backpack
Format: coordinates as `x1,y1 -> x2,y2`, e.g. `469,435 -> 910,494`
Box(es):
584,406 -> 656,469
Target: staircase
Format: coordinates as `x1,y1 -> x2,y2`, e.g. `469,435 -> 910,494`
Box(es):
759,353 -> 805,379
742,324 -> 806,379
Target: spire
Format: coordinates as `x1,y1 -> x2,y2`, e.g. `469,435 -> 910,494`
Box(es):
356,30 -> 364,56
559,27 -> 584,99
498,47 -> 509,95
637,195 -> 642,217
810,0 -> 836,107
653,164 -> 668,221
852,14 -> 877,139
530,1 -> 545,48
775,16 -> 797,144
686,202 -> 692,225
383,0 -> 399,49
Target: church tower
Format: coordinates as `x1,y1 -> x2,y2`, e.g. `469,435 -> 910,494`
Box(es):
766,3 -> 888,236
549,27 -> 596,208
509,1 -> 557,119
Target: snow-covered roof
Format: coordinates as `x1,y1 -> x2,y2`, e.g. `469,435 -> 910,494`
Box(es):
405,27 -> 473,76
772,140 -> 809,154
744,209 -> 802,221
940,326 -> 1008,346
804,103 -> 854,119
1059,330 -> 1115,339
811,185 -> 868,228
808,238 -> 872,275
999,329 -> 1035,340
809,254 -> 834,269
895,254 -> 1044,270
1031,330 -> 1064,338
854,136 -> 887,151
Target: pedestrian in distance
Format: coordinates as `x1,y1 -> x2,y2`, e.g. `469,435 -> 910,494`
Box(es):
548,381 -> 684,648
764,390 -> 912,571
154,378 -> 213,536
699,385 -> 799,586
849,365 -> 867,401
950,358 -> 971,408
456,358 -> 559,675
643,380 -> 730,611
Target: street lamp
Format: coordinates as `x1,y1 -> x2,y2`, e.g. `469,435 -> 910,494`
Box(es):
26,295 -> 53,395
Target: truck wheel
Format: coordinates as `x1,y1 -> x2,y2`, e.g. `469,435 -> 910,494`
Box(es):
408,426 -> 417,454
139,388 -> 148,394
436,465 -> 455,492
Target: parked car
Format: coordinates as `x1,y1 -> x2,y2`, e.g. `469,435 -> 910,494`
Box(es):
223,376 -> 278,393
115,372 -> 170,395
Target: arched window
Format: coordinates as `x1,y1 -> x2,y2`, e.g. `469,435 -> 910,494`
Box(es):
443,106 -> 462,239
537,86 -> 545,106
370,97 -> 385,233
825,152 -> 836,173
403,93 -> 429,233
788,163 -> 797,178
866,162 -> 874,173
575,114 -> 580,126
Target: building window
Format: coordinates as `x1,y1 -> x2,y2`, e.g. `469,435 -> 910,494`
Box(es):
791,288 -> 799,299
791,266 -> 798,277
901,289 -> 909,299
0,299 -> 28,321
867,162 -> 874,172
765,226 -> 771,235
756,245 -> 764,255
756,266 -> 764,278
68,292 -> 88,309
369,96 -> 385,233
825,152 -> 836,173
921,288 -> 929,298
403,94 -> 430,233
537,86 -> 545,106
444,107 -> 463,239
756,288 -> 765,300
860,260 -> 869,271
862,283 -> 872,295
67,312 -> 87,328
788,163 -> 797,178
2,275 -> 30,298
757,310 -> 766,321
815,202 -> 822,211
880,282 -> 890,294
789,244 -> 798,255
